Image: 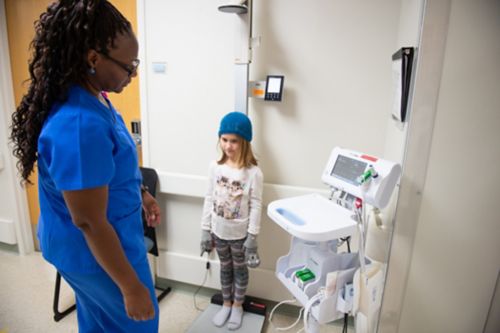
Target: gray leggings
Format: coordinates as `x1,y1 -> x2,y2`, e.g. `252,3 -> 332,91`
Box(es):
213,234 -> 249,303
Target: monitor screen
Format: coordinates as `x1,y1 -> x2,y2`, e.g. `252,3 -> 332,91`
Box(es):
330,155 -> 367,185
267,77 -> 282,93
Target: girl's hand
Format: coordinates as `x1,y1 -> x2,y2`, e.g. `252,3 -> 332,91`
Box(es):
142,191 -> 161,227
244,234 -> 260,268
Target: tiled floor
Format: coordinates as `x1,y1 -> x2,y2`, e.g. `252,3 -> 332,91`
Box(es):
0,250 -> 348,332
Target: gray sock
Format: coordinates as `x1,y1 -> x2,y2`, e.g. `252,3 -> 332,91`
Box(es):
212,305 -> 232,327
227,306 -> 244,330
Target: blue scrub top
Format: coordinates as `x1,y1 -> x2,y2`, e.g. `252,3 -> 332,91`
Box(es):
37,85 -> 147,273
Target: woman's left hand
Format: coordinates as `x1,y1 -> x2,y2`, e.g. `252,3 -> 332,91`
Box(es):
142,191 -> 161,227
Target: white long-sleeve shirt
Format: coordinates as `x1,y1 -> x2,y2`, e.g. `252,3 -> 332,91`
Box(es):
201,161 -> 263,240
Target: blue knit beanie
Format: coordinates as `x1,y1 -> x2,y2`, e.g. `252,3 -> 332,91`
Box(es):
218,112 -> 253,142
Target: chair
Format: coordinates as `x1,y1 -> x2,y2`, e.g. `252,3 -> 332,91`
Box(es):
52,167 -> 171,321
140,166 -> 172,302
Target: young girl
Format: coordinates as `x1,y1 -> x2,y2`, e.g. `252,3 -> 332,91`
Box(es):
200,112 -> 264,330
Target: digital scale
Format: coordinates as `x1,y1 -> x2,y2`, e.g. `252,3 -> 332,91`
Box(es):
187,294 -> 266,333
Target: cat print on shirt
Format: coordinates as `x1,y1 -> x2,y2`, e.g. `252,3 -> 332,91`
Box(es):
213,175 -> 247,220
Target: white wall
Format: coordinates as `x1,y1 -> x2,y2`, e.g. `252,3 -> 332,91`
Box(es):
378,0 -> 500,332
398,1 -> 500,332
384,0 -> 423,164
139,0 -> 404,301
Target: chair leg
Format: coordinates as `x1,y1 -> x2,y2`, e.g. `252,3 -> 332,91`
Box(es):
156,285 -> 172,303
53,272 -> 76,322
53,272 -> 169,321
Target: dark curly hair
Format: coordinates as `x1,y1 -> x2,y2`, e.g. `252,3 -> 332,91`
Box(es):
10,0 -> 132,184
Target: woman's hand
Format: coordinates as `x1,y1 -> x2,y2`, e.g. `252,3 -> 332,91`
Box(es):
122,282 -> 156,321
142,191 -> 161,227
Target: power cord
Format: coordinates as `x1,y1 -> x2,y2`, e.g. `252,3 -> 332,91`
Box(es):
339,236 -> 351,253
303,288 -> 351,333
193,252 -> 211,311
303,288 -> 326,333
342,313 -> 349,333
268,298 -> 304,331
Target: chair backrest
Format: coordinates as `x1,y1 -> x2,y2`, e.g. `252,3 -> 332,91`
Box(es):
141,167 -> 159,196
140,167 -> 160,256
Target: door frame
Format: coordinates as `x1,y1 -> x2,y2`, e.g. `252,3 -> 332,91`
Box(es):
0,0 -> 34,255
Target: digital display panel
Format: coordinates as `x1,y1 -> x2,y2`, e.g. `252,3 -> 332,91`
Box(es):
330,155 -> 367,185
265,75 -> 284,101
267,77 -> 282,93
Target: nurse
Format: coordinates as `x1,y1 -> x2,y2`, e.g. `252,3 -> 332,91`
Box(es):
10,1 -> 160,332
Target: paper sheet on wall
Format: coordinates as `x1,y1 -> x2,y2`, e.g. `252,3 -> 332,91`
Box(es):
391,57 -> 403,121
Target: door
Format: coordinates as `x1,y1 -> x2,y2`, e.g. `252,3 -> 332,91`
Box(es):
0,0 -> 33,253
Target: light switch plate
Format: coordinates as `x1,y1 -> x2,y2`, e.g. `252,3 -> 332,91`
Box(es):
152,62 -> 167,73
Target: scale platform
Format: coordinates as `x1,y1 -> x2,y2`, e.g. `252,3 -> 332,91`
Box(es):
186,294 -> 266,333
267,193 -> 357,242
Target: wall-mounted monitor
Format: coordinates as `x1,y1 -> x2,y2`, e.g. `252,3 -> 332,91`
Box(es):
264,75 -> 284,101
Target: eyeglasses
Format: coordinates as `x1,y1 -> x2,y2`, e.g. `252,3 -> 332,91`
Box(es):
101,53 -> 140,77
